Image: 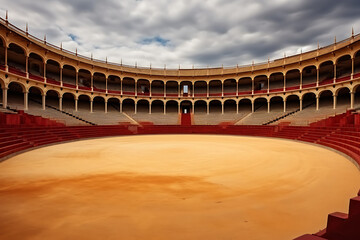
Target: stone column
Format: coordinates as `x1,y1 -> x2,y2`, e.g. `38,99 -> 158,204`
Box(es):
59,96 -> 63,111
24,91 -> 28,110
350,92 -> 354,109
2,87 -> 7,109
316,96 -> 319,111
105,100 -> 108,113
75,97 -> 78,112
333,94 -> 337,110
42,94 -> 46,110
90,100 -> 93,113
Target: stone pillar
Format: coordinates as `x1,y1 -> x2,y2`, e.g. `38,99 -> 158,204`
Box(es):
300,98 -> 303,111
90,100 -> 93,113
2,87 -> 7,109
252,79 -> 254,95
164,103 -> 166,115
119,101 -> 122,113
178,84 -> 181,97
135,80 -> 138,97
178,103 -> 181,114
283,100 -> 286,112
251,101 -> 254,113
267,100 -> 270,113
221,102 -> 224,115
163,82 -> 166,97
135,102 -> 137,114
207,83 -> 209,98
236,80 -> 239,96
316,96 -> 319,111
300,71 -> 303,90
91,74 -> 94,91
59,96 -> 63,111
236,102 -> 239,114
76,71 -> 79,89
42,94 -> 46,110
221,81 -> 224,97
267,76 -> 270,93
334,64 -> 337,83
60,67 -> 63,86
333,94 -> 337,110
207,102 -> 209,115
105,76 -> 108,93
283,74 -> 286,91
43,62 -> 47,81
120,79 -> 123,95
75,97 -> 78,112
192,84 -> 195,98
4,46 -> 8,70
316,68 -> 319,87
149,103 -> 152,114
351,58 -> 354,79
25,55 -> 29,78
105,100 -> 108,113
24,91 -> 28,110
350,92 -> 355,109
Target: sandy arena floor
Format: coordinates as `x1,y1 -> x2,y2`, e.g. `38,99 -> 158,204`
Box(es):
0,135 -> 359,240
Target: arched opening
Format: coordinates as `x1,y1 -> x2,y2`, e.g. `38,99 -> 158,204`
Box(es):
254,75 -> 268,93
336,55 -> 352,79
285,70 -> 300,90
62,93 -> 75,111
0,38 -> 5,66
28,53 -> 44,79
62,65 -> 76,87
151,100 -> 164,113
238,77 -> 252,95
302,92 -> 316,110
137,100 -> 149,113
254,98 -> 267,112
286,95 -> 300,111
45,90 -> 59,109
166,81 -> 178,97
319,61 -> 334,85
107,98 -> 120,112
122,99 -> 135,113
78,69 -> 91,90
122,77 -> 135,95
93,96 -> 105,112
355,51 -> 360,75
194,100 -> 207,114
107,75 -> 121,92
8,82 -> 25,109
224,79 -> 236,96
93,72 -> 106,91
302,65 -> 317,87
269,73 -> 284,92
7,43 -> 26,74
269,96 -> 284,112
238,99 -> 252,113
166,100 -> 178,114
151,80 -> 164,96
209,100 -> 222,113
78,95 -> 91,111
28,86 -> 43,110
336,88 -> 350,109
46,60 -> 60,83
224,99 -> 236,113
180,81 -> 192,97
137,79 -> 150,96
319,90 -> 333,109
209,80 -> 222,96
194,81 -> 207,97
355,85 -> 360,108
180,100 -> 192,114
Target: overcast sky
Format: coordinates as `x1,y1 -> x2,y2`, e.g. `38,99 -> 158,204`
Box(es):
0,0 -> 359,69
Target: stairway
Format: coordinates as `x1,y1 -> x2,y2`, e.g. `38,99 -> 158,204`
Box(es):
181,113 -> 192,125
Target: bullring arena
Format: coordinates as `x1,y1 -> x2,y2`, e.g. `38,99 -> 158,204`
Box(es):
0,16 -> 360,240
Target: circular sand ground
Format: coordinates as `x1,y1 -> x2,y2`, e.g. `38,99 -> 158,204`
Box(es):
0,135 -> 359,240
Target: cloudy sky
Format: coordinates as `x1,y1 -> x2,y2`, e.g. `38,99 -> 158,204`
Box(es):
0,0 -> 359,69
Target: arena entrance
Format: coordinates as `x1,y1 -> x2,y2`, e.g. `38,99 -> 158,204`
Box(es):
180,101 -> 192,114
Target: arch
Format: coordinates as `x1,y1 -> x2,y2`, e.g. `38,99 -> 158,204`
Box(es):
302,65 -> 317,87
254,75 -> 268,92
224,99 -> 236,113
319,60 -> 334,85
269,96 -> 284,112
194,100 -> 207,114
209,80 -> 222,96
254,97 -> 267,112
28,53 -> 44,77
238,98 -> 252,113
137,79 -> 150,96
166,81 -> 178,96
78,94 -> 91,111
238,77 -> 252,94
122,77 -> 135,95
336,55 -> 352,79
285,69 -> 300,89
107,97 -> 121,112
78,69 -> 91,89
7,43 -> 26,74
122,98 -> 135,113
63,65 -> 77,86
28,86 -> 44,110
93,96 -> 105,112
8,82 -> 25,109
224,79 -> 236,95
151,100 -> 164,113
209,100 -> 222,113
151,80 -> 164,96
166,100 -> 178,114
336,87 -> 351,109
137,99 -> 150,113
107,75 -> 121,92
302,92 -> 316,110
180,81 -> 193,97
46,59 -> 61,83
93,72 -> 106,91
319,90 -> 333,108
194,81 -> 207,97
269,72 -> 284,91
62,92 -> 76,111
180,100 -> 192,114
285,95 -> 300,111
45,90 -> 60,109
